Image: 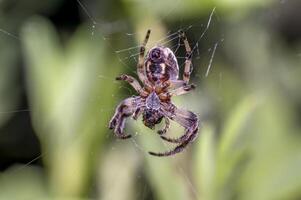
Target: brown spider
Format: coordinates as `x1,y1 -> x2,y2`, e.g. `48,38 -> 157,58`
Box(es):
109,30 -> 199,157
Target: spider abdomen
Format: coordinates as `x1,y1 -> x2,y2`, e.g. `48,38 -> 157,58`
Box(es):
145,46 -> 179,85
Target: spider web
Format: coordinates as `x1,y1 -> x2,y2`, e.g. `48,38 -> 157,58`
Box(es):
0,1 -> 221,199
90,6 -> 221,200
112,9 -> 220,80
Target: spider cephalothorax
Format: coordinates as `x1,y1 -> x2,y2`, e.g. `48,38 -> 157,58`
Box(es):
143,92 -> 163,128
109,30 -> 199,157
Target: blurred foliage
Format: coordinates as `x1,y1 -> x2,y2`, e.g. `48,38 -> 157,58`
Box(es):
21,17 -> 122,197
0,34 -> 19,127
0,0 -> 301,200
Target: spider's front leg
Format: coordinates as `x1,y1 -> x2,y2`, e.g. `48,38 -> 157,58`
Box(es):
109,96 -> 141,139
150,128 -> 199,157
149,103 -> 199,157
160,105 -> 198,143
157,118 -> 170,135
133,107 -> 144,120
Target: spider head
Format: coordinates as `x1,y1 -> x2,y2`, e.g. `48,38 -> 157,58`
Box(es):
142,109 -> 163,129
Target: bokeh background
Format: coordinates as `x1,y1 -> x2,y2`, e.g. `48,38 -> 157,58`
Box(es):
0,0 -> 301,199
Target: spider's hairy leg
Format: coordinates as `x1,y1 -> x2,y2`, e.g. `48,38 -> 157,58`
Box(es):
109,97 -> 141,139
133,107 -> 143,120
168,84 -> 196,96
161,80 -> 187,90
157,117 -> 170,135
148,104 -> 199,157
160,106 -> 198,143
149,128 -> 198,157
137,30 -> 151,86
179,30 -> 192,84
116,74 -> 147,96
159,83 -> 196,100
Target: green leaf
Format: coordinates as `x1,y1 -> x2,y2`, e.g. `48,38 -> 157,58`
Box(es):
194,124 -> 216,200
21,17 -> 121,197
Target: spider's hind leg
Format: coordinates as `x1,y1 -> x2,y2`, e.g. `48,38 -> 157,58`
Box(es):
178,30 -> 193,84
137,30 -> 151,86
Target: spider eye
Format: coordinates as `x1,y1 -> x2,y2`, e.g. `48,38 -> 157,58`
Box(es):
144,110 -> 152,118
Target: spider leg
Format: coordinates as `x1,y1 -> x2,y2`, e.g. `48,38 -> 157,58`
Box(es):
137,29 -> 152,86
114,116 -> 132,139
109,96 -> 141,139
160,106 -> 199,143
149,128 -> 198,157
133,107 -> 144,120
161,80 -> 187,90
148,104 -> 199,157
159,84 -> 196,100
157,117 -> 170,135
179,30 -> 192,84
168,84 -> 196,96
116,74 -> 147,96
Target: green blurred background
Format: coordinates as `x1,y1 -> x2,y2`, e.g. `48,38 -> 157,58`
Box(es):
0,0 -> 301,199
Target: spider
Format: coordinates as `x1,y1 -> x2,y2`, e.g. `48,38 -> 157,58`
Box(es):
109,30 -> 199,157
